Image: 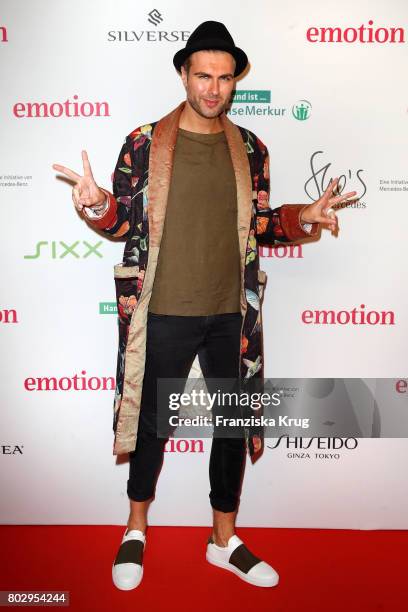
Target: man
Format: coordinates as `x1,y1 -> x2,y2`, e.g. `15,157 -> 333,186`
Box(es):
53,21 -> 356,590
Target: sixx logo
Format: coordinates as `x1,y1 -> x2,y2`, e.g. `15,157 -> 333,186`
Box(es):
305,151 -> 367,207
1,445 -> 24,455
267,436 -> 358,460
108,11 -> 189,43
0,25 -> 7,42
13,95 -> 109,118
1,308 -> 18,323
228,90 -> 286,118
164,439 -> 204,453
24,240 -> 103,260
306,20 -> 405,44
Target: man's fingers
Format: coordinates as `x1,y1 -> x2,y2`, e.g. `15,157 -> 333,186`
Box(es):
319,214 -> 338,228
82,150 -> 94,179
328,191 -> 358,206
78,197 -> 95,206
72,186 -> 93,208
323,176 -> 339,197
53,163 -> 81,182
72,187 -> 83,211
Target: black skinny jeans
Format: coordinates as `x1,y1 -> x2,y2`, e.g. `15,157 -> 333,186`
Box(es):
127,311 -> 246,512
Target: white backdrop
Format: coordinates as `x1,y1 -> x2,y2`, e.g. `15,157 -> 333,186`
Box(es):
1,0 -> 407,527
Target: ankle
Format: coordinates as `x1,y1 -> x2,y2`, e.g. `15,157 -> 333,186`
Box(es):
211,530 -> 235,547
127,520 -> 147,534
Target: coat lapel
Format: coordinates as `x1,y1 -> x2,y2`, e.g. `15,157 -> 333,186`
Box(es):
219,111 -> 253,315
147,101 -> 185,247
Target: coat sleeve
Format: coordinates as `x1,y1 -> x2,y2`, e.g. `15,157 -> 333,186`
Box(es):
82,135 -> 133,239
254,143 -> 320,245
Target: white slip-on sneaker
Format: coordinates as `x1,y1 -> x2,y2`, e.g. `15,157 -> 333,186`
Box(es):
112,528 -> 146,590
206,534 -> 279,587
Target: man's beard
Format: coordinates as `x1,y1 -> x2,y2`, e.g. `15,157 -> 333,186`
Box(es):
187,93 -> 227,119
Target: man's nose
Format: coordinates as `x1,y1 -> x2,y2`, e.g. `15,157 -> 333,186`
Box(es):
208,79 -> 220,96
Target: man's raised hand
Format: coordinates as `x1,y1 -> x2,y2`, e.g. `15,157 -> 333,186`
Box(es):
300,177 -> 358,233
52,150 -> 106,213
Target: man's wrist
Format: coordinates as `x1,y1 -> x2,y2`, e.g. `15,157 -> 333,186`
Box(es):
300,206 -> 317,234
82,192 -> 109,219
301,222 -> 313,234
300,207 -> 311,224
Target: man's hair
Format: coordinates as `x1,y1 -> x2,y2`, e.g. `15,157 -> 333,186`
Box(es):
182,50 -> 236,76
182,55 -> 192,75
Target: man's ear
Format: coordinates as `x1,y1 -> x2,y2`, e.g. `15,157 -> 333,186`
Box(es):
180,66 -> 188,89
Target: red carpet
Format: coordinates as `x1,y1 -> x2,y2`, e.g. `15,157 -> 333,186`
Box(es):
1,526 -> 407,611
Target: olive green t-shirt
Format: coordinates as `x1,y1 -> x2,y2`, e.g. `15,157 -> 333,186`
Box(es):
148,127 -> 241,316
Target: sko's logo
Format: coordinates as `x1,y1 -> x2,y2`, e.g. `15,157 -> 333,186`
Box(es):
24,240 -> 103,259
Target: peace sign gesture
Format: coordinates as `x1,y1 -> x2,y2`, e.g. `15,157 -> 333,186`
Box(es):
300,177 -> 358,233
52,150 -> 106,213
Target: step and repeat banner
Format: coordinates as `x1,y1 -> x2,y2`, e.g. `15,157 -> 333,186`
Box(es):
1,0 -> 407,528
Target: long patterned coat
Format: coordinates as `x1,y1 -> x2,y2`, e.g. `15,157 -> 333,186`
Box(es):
88,100 -> 319,457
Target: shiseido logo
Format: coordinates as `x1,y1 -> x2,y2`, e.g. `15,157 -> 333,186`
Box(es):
107,11 -> 189,43
302,305 -> 395,326
267,437 -> 358,460
0,25 -> 7,42
305,151 -> 367,207
1,308 -> 18,324
268,437 -> 358,449
164,439 -> 204,453
306,20 -> 405,43
13,95 -> 110,118
24,371 -> 115,391
260,244 -> 304,259
2,445 -> 24,455
24,240 -> 103,260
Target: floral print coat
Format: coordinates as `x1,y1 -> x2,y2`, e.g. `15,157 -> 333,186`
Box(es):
87,100 -> 319,457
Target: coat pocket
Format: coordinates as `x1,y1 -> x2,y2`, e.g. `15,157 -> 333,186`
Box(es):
257,269 -> 267,302
114,264 -> 140,324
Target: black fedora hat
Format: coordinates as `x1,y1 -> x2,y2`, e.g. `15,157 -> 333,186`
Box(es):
173,20 -> 248,77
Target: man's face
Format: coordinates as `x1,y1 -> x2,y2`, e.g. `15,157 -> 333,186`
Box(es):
181,50 -> 236,119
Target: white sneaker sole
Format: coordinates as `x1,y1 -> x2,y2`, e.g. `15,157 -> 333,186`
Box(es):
112,563 -> 143,591
206,551 -> 279,587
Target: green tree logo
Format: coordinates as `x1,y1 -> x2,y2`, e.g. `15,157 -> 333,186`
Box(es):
292,100 -> 312,121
